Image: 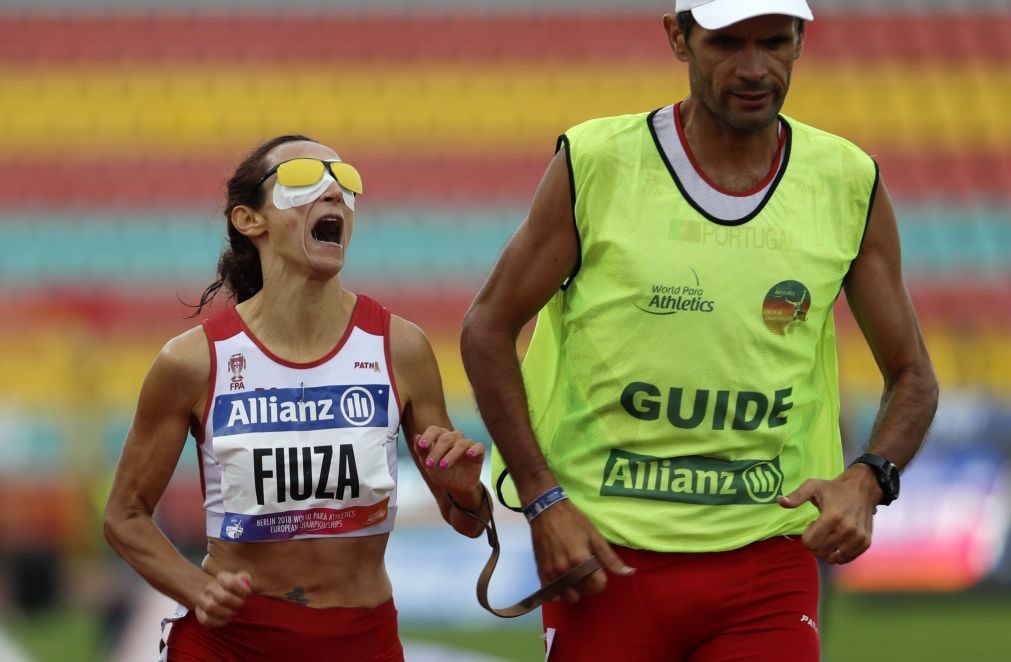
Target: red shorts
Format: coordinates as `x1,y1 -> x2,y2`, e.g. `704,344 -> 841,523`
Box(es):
164,595 -> 403,662
543,537 -> 820,662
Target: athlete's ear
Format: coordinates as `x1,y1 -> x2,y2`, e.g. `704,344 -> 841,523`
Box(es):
663,13 -> 690,62
794,19 -> 806,59
231,205 -> 267,239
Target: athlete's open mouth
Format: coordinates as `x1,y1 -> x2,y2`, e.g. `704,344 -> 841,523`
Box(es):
311,215 -> 343,245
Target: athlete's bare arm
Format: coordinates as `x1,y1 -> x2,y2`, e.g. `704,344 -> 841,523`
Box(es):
842,180 -> 938,469
103,327 -> 252,627
461,150 -> 634,602
779,178 -> 938,565
389,315 -> 488,538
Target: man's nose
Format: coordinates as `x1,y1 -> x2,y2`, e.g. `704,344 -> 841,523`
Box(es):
735,44 -> 768,83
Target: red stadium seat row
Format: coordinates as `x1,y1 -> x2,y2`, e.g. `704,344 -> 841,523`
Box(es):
0,151 -> 1008,208
0,12 -> 1006,62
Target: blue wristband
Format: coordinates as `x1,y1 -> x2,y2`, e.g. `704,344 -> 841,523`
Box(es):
523,486 -> 568,523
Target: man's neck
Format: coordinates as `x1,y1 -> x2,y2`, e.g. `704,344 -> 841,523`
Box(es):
678,97 -> 782,193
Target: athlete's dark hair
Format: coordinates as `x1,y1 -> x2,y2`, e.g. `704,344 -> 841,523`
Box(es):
675,11 -> 806,43
676,9 -> 699,39
189,134 -> 316,317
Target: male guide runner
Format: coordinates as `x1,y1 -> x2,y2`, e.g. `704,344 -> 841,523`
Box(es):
461,0 -> 937,659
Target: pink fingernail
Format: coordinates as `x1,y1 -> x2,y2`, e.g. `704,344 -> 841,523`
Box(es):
241,577 -> 251,587
418,439 -> 430,449
426,458 -> 435,467
439,459 -> 449,468
466,448 -> 476,457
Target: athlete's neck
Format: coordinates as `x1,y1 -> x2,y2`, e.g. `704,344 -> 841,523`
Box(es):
237,278 -> 354,363
677,98 -> 782,193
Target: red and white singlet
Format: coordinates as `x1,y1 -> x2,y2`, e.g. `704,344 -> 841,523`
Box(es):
196,295 -> 401,543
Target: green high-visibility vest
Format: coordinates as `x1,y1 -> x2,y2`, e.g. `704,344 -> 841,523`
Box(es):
493,108 -> 878,552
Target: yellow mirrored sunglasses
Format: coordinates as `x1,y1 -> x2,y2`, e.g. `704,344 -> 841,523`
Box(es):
255,158 -> 364,195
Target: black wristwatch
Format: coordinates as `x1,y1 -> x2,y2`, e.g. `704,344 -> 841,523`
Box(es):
851,453 -> 900,506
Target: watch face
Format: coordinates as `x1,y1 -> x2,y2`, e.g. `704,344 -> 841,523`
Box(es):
887,469 -> 900,497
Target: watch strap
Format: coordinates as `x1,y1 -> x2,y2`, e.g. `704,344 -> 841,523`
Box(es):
851,453 -> 899,506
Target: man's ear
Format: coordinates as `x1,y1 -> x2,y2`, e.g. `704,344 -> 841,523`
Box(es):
231,205 -> 267,239
663,14 -> 690,62
794,20 -> 806,60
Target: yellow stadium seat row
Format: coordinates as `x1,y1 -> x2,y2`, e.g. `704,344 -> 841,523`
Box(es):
0,63 -> 1007,155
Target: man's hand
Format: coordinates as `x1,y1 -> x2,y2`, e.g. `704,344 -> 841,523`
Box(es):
777,465 -> 882,565
194,571 -> 252,628
530,499 -> 635,603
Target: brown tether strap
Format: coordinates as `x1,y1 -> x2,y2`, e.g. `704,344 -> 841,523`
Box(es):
451,487 -> 603,618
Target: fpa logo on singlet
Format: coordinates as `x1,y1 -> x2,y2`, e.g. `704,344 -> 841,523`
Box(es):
213,384 -> 389,436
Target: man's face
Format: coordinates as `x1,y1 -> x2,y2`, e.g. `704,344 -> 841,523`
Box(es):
673,14 -> 804,132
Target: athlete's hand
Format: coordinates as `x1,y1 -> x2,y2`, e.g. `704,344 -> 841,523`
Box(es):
531,499 -> 635,603
777,465 -> 881,565
414,426 -> 485,499
194,571 -> 252,628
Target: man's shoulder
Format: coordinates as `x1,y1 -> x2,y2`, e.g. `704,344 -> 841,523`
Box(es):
782,114 -> 871,160
782,114 -> 878,184
564,109 -> 656,142
562,109 -> 659,167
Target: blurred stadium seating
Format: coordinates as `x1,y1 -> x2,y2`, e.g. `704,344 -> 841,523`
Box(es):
0,0 -> 1008,660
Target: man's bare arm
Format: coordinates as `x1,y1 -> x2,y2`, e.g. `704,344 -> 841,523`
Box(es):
462,149 -> 633,601
461,150 -> 577,503
779,177 -> 938,565
843,179 -> 939,472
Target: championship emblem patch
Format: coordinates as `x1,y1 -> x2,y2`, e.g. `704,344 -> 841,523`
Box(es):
763,280 -> 811,335
228,353 -> 247,391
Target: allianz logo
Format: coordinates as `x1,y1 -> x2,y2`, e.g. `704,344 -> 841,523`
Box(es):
600,450 -> 785,505
227,395 -> 336,427
224,387 -> 377,428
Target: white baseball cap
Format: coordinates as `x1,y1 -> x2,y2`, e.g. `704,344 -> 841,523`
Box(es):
675,0 -> 813,30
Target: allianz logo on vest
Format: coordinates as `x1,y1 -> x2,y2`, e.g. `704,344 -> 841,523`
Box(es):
621,383 -> 793,431
213,384 -> 389,436
601,449 -> 785,505
636,267 -> 716,316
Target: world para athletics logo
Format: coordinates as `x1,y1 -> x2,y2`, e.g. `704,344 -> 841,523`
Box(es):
636,267 -> 717,316
762,280 -> 811,336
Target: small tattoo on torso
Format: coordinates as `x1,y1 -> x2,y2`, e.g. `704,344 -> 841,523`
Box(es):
285,586 -> 310,606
